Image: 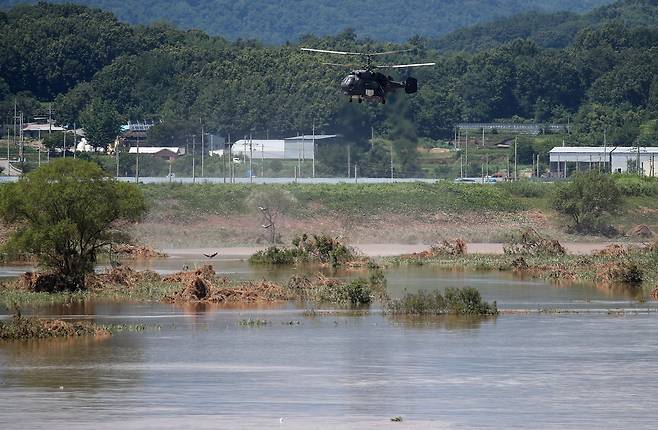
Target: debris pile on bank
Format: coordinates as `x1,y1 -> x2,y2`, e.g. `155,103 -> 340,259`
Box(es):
114,244 -> 168,259
503,228 -> 565,257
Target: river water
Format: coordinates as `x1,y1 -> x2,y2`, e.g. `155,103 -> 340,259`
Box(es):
1,256 -> 656,429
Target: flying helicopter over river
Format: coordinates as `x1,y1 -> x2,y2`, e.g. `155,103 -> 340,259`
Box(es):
301,47 -> 435,104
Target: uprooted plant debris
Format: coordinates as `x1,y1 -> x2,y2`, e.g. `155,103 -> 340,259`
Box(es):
113,244 -> 168,259
403,239 -> 467,260
7,264 -> 384,306
503,228 -> 566,257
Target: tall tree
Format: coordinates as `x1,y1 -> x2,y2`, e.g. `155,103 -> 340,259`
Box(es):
79,98 -> 122,149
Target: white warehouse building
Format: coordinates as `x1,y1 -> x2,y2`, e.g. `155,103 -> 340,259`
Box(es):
210,135 -> 338,160
549,146 -> 658,177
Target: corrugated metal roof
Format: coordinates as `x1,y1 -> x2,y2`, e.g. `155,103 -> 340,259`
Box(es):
285,135 -> 338,140
128,147 -> 183,154
550,146 -> 658,154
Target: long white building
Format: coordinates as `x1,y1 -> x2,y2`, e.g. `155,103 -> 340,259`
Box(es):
210,135 -> 337,160
549,146 -> 658,177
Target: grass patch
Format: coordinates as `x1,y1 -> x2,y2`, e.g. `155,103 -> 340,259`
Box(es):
141,182 -> 524,220
0,314 -> 110,340
387,287 -> 498,316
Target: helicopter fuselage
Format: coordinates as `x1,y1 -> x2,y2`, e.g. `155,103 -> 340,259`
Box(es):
340,70 -> 408,104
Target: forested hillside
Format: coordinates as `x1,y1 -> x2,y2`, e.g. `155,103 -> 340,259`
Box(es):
1,1 -> 657,176
0,0 -> 612,43
431,0 -> 658,51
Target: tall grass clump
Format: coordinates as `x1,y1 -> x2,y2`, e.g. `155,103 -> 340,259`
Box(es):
498,180 -> 553,198
613,174 -> 658,197
387,287 -> 497,316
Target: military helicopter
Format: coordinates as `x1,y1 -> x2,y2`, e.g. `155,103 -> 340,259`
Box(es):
301,47 -> 435,104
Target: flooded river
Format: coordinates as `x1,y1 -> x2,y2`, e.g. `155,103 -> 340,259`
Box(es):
1,256 -> 657,429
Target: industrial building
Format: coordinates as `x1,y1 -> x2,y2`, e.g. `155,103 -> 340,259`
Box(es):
210,135 -> 338,160
549,146 -> 658,177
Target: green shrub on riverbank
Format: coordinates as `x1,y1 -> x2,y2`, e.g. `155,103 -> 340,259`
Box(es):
249,234 -> 360,266
387,288 -> 497,316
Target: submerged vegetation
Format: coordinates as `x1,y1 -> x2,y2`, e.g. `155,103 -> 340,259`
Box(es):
387,288 -> 498,316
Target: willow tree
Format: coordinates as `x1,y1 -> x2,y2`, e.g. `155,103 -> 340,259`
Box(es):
0,159 -> 146,289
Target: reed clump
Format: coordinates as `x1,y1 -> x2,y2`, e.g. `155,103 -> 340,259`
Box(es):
0,313 -> 110,340
387,287 -> 498,316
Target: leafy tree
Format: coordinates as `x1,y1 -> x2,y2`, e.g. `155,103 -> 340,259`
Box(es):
41,131 -> 66,151
0,159 -> 146,289
552,171 -> 622,234
79,98 -> 122,149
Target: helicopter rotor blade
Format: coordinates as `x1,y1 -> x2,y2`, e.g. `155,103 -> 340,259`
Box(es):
301,48 -> 362,56
321,62 -> 359,68
367,48 -> 415,56
375,62 -> 436,69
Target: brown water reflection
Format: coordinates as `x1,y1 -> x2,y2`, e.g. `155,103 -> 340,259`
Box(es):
0,333 -> 142,393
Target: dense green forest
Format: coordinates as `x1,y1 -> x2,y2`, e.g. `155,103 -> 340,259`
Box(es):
0,0 -> 613,44
431,0 -> 658,51
1,1 -> 657,177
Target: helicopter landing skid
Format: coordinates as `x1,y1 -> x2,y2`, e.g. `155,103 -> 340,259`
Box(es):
348,95 -> 385,104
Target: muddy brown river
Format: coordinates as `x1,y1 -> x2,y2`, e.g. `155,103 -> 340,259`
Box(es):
1,256 -> 657,429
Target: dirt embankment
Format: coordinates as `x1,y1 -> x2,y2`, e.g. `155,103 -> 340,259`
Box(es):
131,209 -> 566,249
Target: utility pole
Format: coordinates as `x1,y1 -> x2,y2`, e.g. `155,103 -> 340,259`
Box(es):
192,135 -> 196,183
354,164 -> 358,184
7,122 -> 10,172
13,100 -> 17,160
514,137 -> 518,180
249,132 -> 253,184
62,126 -> 65,160
73,122 -> 77,159
228,133 -> 233,183
537,154 -> 540,177
19,112 -> 24,168
135,137 -> 139,183
482,128 -> 485,148
116,142 -> 120,178
465,130 -> 469,175
347,143 -> 351,178
390,140 -> 394,179
201,125 -> 205,177
603,128 -> 607,173
460,154 -> 464,179
312,122 -> 316,178
507,156 -> 510,179
637,139 -> 641,175
261,140 -> 264,178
